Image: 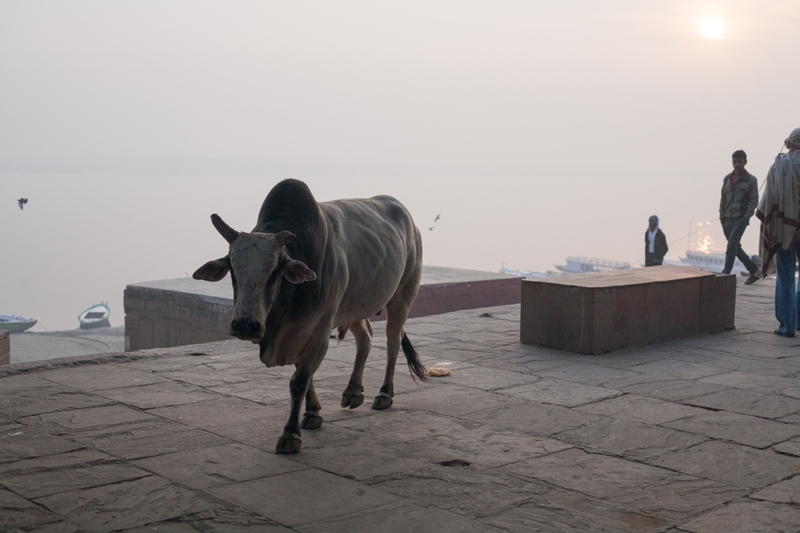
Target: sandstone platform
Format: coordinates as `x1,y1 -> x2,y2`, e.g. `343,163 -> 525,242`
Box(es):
124,266 -> 522,352
521,266 -> 736,354
2,276 -> 800,532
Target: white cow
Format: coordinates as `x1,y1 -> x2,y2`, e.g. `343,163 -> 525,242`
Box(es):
193,179 -> 426,454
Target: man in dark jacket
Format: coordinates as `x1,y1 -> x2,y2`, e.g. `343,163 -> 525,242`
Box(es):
645,215 -> 668,266
719,150 -> 760,284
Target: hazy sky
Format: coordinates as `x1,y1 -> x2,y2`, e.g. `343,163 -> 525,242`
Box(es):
2,1 -> 799,331
1,1 -> 798,176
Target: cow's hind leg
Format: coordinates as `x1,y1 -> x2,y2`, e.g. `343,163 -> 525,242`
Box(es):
301,378 -> 323,429
372,280 -> 426,410
341,319 -> 372,409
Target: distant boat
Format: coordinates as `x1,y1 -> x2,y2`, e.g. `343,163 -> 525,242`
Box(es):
661,250 -> 752,275
0,314 -> 37,333
499,266 -> 552,279
555,256 -> 631,274
78,303 -> 111,329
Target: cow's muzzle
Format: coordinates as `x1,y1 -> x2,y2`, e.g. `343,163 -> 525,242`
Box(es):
230,318 -> 263,340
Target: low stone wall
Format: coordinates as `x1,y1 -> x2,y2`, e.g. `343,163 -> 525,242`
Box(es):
520,266 -> 736,354
0,331 -> 9,365
125,266 -> 522,352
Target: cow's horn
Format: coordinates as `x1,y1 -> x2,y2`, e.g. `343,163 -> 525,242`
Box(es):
211,214 -> 239,244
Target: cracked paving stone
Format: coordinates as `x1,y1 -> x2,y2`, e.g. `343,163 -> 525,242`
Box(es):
134,442 -> 307,489
297,502 -> 506,533
555,417 -> 707,460
0,488 -> 61,531
0,426 -> 83,463
678,499 -> 800,533
207,468 -> 399,527
463,400 -> 601,437
366,463 -> 550,518
647,440 -> 800,489
147,397 -> 285,431
606,474 -> 748,522
0,449 -> 150,499
751,475 -> 800,504
332,409 -> 483,444
0,389 -> 113,418
574,394 -> 707,425
395,385 -> 522,417
609,378 -> 727,402
685,388 -> 800,419
34,476 -> 218,533
39,365 -> 170,391
495,379 -> 622,407
504,448 -> 672,499
774,436 -> 800,457
94,382 -> 220,410
661,410 -> 800,448
72,419 -> 231,460
481,488 -> 669,533
26,405 -> 157,432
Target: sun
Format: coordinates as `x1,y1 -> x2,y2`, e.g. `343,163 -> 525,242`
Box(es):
700,16 -> 725,40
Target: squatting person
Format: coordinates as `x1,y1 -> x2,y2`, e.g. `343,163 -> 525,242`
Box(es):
719,149 -> 761,284
756,128 -> 800,337
644,215 -> 668,266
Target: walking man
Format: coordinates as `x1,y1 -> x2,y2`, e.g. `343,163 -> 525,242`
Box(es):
756,128 -> 800,337
719,150 -> 761,283
645,215 -> 668,266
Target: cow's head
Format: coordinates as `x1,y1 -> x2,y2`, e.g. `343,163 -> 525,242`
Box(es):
192,214 -> 317,341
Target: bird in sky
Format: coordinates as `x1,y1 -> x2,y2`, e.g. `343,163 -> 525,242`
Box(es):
17,198 -> 28,210
434,214 -> 441,222
428,226 -> 435,231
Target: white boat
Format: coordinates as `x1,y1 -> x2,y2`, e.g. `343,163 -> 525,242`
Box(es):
78,303 -> 111,329
555,256 -> 631,274
499,266 -> 552,279
0,314 -> 37,333
664,250 -> 755,275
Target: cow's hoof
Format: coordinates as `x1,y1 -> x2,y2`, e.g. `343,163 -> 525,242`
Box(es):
341,389 -> 365,409
275,433 -> 302,454
301,413 -> 323,430
371,393 -> 393,410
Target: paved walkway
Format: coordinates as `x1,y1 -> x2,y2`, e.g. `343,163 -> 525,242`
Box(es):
1,278 -> 799,532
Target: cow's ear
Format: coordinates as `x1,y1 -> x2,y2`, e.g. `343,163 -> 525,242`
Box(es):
193,257 -> 230,282
275,231 -> 295,247
281,259 -> 317,284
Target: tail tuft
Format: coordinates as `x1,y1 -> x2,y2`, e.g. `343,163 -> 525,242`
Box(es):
401,333 -> 427,383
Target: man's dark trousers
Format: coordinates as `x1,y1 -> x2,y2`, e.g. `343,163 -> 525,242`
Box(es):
722,218 -> 757,274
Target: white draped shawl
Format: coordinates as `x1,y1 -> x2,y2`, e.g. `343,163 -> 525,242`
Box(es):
756,150 -> 800,274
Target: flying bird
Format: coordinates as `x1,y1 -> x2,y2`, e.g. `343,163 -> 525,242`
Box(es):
17,198 -> 28,210
434,214 -> 441,222
428,226 -> 435,231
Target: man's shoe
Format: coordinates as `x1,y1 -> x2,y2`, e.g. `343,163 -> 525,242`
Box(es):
744,273 -> 761,285
774,329 -> 796,338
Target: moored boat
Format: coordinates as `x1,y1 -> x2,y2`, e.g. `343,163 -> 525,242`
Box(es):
78,303 -> 111,329
0,314 -> 37,333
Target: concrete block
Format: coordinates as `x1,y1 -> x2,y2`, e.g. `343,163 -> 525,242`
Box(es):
521,266 -> 735,354
0,331 -> 9,365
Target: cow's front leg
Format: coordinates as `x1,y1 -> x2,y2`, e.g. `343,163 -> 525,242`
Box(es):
276,331 -> 329,454
301,379 -> 323,429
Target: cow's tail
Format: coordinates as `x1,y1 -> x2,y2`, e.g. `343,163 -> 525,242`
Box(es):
401,332 -> 428,383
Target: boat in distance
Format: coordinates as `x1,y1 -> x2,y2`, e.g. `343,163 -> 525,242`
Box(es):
78,303 -> 111,329
0,314 -> 37,333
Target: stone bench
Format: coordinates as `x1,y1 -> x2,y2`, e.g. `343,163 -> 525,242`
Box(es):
124,265 -> 523,352
520,266 -> 736,354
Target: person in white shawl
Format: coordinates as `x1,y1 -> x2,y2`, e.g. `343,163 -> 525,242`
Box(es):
756,127 -> 800,337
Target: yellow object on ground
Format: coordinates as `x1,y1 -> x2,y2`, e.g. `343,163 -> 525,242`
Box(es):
428,367 -> 452,377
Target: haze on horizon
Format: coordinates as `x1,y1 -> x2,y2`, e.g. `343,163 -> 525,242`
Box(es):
1,1 -> 799,331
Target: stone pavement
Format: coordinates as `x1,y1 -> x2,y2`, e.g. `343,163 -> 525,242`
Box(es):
1,277 -> 800,532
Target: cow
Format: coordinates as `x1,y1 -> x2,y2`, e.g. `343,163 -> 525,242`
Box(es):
193,179 -> 427,454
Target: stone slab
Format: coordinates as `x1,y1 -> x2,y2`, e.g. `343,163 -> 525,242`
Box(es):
679,499 -> 800,533
520,266 -> 736,354
207,468 -> 399,527
125,265 -> 522,351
